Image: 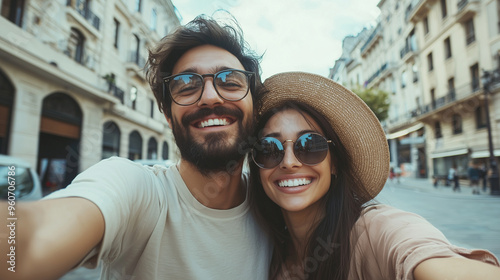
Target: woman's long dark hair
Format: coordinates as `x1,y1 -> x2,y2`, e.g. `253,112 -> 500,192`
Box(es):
249,102 -> 373,279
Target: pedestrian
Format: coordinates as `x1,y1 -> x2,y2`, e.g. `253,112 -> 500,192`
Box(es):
389,167 -> 395,182
468,161 -> 481,195
449,165 -> 460,192
0,16 -> 271,280
249,72 -> 500,279
480,164 -> 488,192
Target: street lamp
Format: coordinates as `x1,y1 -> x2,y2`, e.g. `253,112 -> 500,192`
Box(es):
481,70 -> 500,195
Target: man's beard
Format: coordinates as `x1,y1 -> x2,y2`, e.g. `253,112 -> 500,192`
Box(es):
171,106 -> 254,176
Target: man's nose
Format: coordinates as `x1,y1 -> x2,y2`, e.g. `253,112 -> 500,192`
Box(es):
197,79 -> 224,107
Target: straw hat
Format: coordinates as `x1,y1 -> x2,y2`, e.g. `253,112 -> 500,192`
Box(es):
258,72 -> 390,202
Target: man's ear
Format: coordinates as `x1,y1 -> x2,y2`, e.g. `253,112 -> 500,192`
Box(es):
164,113 -> 172,128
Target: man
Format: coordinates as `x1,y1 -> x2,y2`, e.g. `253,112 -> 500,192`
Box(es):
0,16 -> 270,280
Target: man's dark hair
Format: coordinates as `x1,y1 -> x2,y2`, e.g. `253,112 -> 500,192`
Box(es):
146,15 -> 263,119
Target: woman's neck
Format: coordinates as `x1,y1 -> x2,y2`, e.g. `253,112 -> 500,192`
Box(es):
282,204 -> 324,260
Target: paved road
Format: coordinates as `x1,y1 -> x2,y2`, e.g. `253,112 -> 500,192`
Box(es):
377,177 -> 500,259
59,177 -> 500,279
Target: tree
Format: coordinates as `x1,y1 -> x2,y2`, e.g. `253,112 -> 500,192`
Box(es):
352,86 -> 390,121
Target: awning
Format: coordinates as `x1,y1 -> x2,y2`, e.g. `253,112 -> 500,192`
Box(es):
430,148 -> 469,159
471,149 -> 500,158
386,123 -> 424,139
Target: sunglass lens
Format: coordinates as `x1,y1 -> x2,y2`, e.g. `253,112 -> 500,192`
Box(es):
294,133 -> 329,165
253,137 -> 284,169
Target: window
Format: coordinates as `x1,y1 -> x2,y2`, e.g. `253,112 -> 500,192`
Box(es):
448,77 -> 455,100
498,0 -> 500,33
423,16 -> 429,34
150,98 -> 154,118
147,137 -> 158,159
128,131 -> 142,160
401,71 -> 407,88
444,37 -> 452,59
475,106 -> 487,129
150,8 -> 157,31
427,52 -> 433,71
430,88 -> 436,109
470,63 -> 479,91
113,18 -> 120,48
0,70 -> 14,154
130,86 -> 138,110
68,28 -> 85,63
465,18 -> 475,45
434,122 -> 442,138
132,34 -> 140,64
452,114 -> 462,134
162,141 -> 169,160
412,64 -> 419,83
102,121 -> 120,159
440,0 -> 447,18
1,0 -> 25,27
135,0 -> 142,12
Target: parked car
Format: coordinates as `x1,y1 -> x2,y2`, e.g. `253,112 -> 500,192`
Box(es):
0,155 -> 43,201
133,159 -> 176,167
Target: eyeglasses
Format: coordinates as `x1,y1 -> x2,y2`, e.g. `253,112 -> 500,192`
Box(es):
252,133 -> 333,169
163,69 -> 255,106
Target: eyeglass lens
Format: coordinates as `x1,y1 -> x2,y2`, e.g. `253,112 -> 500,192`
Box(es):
252,133 -> 330,169
168,70 -> 250,105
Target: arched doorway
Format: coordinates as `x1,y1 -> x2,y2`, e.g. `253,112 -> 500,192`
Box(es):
128,131 -> 142,160
147,137 -> 157,159
162,141 -> 168,160
102,121 -> 120,159
0,70 -> 14,154
38,92 -> 82,195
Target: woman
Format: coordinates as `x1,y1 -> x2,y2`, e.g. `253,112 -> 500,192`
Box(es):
249,72 -> 500,279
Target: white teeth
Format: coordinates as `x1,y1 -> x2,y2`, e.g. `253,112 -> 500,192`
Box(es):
278,178 -> 311,187
199,118 -> 230,128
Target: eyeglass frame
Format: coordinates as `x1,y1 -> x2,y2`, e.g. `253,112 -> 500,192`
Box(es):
252,132 -> 333,169
162,69 -> 255,106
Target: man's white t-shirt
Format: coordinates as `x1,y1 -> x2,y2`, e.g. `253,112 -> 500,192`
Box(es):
45,157 -> 271,279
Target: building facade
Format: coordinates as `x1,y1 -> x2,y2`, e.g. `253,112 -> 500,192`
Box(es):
330,0 -> 500,180
0,0 -> 180,194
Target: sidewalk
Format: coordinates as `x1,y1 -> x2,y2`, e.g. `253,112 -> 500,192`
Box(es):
383,176 -> 500,199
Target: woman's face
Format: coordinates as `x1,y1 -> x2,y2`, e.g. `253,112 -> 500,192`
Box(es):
258,109 -> 335,214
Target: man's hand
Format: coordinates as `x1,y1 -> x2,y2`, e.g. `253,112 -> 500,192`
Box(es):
0,198 -> 104,280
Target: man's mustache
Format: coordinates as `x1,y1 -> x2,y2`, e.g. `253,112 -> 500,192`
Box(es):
182,106 -> 244,126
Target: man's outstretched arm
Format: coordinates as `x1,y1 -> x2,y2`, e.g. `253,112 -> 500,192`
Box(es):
0,198 -> 104,280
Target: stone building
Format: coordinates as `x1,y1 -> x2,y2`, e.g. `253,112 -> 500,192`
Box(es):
0,0 -> 180,194
330,0 -> 500,181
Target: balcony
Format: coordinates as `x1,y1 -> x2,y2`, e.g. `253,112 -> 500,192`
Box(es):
360,27 -> 382,57
412,77 -> 488,122
126,52 -> 147,80
364,63 -> 389,87
127,51 -> 146,68
66,0 -> 100,30
108,84 -> 125,104
400,43 -> 418,62
407,0 -> 437,23
456,0 -> 480,23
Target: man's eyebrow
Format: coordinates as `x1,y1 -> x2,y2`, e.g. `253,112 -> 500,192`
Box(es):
176,66 -> 236,74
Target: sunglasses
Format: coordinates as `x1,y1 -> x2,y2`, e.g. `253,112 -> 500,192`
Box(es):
163,69 -> 255,106
252,133 -> 333,169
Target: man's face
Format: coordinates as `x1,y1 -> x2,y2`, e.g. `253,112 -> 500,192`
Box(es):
166,44 -> 254,175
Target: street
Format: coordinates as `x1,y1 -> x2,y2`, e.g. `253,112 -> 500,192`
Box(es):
377,178 -> 500,259
59,178 -> 500,279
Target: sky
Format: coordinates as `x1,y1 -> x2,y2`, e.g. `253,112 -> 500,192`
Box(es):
171,0 -> 381,79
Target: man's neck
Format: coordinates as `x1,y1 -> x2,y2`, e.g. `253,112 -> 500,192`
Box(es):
176,159 -> 246,209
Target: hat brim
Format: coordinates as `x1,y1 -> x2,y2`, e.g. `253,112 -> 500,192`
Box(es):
259,72 -> 389,202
